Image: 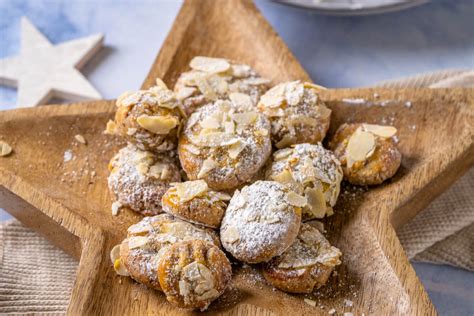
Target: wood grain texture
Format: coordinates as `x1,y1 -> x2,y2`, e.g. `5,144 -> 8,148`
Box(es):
0,0 -> 473,315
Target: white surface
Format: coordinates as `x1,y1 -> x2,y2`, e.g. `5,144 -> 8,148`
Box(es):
0,17 -> 103,107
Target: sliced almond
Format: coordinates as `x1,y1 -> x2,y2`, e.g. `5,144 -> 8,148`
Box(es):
136,114 -> 178,134
208,74 -> 228,95
173,180 -> 209,202
362,123 -> 397,138
303,82 -> 327,90
305,187 -> 327,219
74,134 -> 87,144
136,162 -> 149,176
222,226 -> 240,244
155,78 -> 168,90
346,129 -> 375,167
110,244 -> 130,276
197,157 -> 218,178
259,84 -> 285,108
183,143 -> 201,155
254,128 -> 268,137
200,115 -> 221,129
176,87 -> 196,100
229,92 -> 253,108
190,56 -> 230,73
195,76 -> 218,100
105,120 -> 117,135
285,81 -> 304,106
0,141 -> 12,157
127,222 -> 153,236
126,128 -> 137,136
209,191 -> 232,201
148,164 -> 164,179
244,77 -> 271,86
111,201 -> 122,216
276,134 -> 296,149
274,148 -> 293,160
271,170 -> 302,194
116,91 -> 140,107
228,140 -> 246,159
127,236 -> 149,249
223,120 -> 235,134
231,64 -> 251,77
286,191 -> 308,207
231,111 -> 258,128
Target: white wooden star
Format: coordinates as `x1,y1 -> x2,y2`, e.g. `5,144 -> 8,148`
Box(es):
0,17 -> 104,107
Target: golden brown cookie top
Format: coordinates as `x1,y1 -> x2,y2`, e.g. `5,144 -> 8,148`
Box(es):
257,81 -> 331,148
179,99 -> 272,190
174,56 -> 270,115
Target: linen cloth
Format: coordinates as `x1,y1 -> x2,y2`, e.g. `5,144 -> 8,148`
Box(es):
0,69 -> 473,314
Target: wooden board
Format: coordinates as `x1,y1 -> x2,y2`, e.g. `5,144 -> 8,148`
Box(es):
0,0 -> 473,315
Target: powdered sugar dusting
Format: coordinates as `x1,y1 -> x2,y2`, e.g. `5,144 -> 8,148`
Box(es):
220,181 -> 301,263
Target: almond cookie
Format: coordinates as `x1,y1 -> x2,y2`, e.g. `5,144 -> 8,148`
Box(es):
257,81 -> 331,148
266,143 -> 343,221
107,79 -> 184,152
114,214 -> 220,291
262,223 -> 342,294
178,99 -> 272,190
174,56 -> 270,115
220,181 -> 303,263
158,240 -> 232,311
328,123 -> 402,185
108,145 -> 181,216
162,180 -> 231,229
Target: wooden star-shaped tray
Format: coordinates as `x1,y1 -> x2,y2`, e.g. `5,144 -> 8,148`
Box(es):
0,1 -> 472,315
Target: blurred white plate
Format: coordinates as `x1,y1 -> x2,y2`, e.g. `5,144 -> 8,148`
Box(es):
275,0 -> 429,15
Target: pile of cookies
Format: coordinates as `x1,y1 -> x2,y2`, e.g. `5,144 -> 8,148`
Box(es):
107,57 -> 402,311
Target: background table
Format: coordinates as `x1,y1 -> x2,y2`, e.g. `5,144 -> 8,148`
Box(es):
1,0 -> 473,314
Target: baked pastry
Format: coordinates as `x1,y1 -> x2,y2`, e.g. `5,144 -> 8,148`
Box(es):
161,180 -> 231,229
262,222 -> 342,294
158,240 -> 232,311
178,99 -> 272,190
266,143 -> 343,220
328,123 -> 401,185
220,181 -> 303,263
174,56 -> 270,115
113,214 -> 220,291
107,145 -> 181,216
107,79 -> 184,152
257,81 -> 331,148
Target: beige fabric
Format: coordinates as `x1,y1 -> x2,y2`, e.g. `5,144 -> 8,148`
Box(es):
0,69 -> 472,314
0,220 -> 77,314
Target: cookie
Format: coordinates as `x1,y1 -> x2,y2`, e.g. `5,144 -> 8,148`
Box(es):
178,99 -> 272,190
220,181 -> 303,263
162,180 -> 231,229
262,222 -> 342,294
115,214 -> 220,291
257,81 -> 331,148
266,143 -> 343,220
158,240 -> 232,311
174,56 -> 270,115
328,123 -> 402,185
107,79 -> 184,152
107,145 -> 181,216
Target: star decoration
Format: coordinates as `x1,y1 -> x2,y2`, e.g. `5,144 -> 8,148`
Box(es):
0,17 -> 104,107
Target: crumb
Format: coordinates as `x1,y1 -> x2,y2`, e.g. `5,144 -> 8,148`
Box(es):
304,298 -> 316,307
344,299 -> 353,307
75,134 -> 87,144
328,308 -> 336,315
111,201 -> 122,216
405,101 -> 412,108
344,313 -> 353,316
63,149 -> 73,162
